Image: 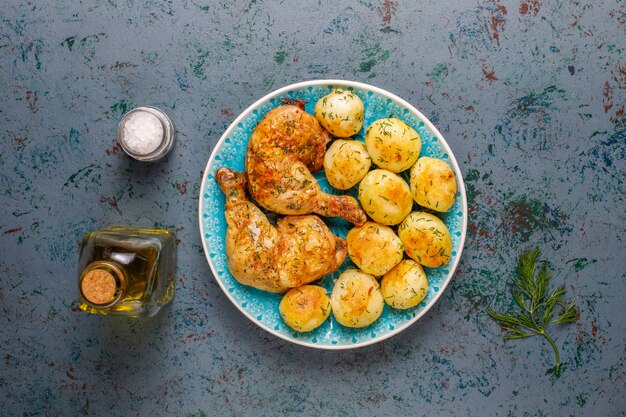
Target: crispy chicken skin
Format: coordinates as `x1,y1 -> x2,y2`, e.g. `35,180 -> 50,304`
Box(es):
245,101 -> 367,226
215,168 -> 347,293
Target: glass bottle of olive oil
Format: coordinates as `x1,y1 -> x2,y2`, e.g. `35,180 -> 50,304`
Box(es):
77,226 -> 176,317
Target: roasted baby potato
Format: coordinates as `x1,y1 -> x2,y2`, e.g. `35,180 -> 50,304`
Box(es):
331,269 -> 384,328
314,88 -> 365,138
346,221 -> 404,276
381,260 -> 429,309
323,140 -> 372,190
358,169 -> 413,225
398,212 -> 452,268
279,285 -> 331,332
365,118 -> 421,173
410,157 -> 457,212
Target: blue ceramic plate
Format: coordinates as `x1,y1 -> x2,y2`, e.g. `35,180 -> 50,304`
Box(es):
199,80 -> 467,349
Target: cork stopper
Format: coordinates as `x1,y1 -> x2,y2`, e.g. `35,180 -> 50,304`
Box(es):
79,261 -> 126,306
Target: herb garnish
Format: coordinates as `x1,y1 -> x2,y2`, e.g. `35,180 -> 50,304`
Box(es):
487,248 -> 578,375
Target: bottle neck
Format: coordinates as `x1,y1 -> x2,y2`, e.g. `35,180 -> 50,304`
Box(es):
79,260 -> 127,307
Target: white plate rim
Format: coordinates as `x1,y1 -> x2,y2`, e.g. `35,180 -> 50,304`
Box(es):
198,79 -> 468,350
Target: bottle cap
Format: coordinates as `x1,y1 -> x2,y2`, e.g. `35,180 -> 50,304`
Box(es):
79,261 -> 126,306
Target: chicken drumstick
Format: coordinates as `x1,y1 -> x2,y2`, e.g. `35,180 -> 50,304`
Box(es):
216,167 -> 347,293
245,101 -> 367,226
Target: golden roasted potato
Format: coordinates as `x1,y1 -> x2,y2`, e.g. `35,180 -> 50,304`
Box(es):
346,221 -> 403,276
314,88 -> 365,138
410,157 -> 457,212
331,269 -> 384,328
358,169 -> 413,225
279,285 -> 331,332
365,118 -> 421,173
398,212 -> 452,268
323,140 -> 372,190
381,260 -> 429,309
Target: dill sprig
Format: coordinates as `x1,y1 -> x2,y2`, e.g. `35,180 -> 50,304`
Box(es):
487,248 -> 579,374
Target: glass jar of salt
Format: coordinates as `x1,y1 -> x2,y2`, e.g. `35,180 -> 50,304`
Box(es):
118,106 -> 174,161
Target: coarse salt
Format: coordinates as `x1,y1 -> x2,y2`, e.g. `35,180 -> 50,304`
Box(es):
122,111 -> 164,155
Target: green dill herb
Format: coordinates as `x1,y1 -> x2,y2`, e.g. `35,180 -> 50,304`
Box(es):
487,248 -> 579,375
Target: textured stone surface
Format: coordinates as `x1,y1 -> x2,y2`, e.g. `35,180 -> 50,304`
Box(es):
1,1 -> 624,416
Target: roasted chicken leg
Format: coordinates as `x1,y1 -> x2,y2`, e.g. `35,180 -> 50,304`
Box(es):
245,101 -> 367,226
216,167 -> 347,293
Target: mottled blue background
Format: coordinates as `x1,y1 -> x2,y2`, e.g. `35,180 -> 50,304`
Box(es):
1,1 -> 624,416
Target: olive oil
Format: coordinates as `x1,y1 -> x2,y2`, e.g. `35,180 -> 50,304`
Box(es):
77,226 -> 176,317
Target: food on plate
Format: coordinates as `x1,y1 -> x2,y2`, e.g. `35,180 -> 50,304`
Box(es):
314,88 -> 364,138
410,157 -> 457,212
381,260 -> 429,309
216,167 -> 346,293
358,169 -> 413,225
279,285 -> 331,332
398,212 -> 452,268
323,140 -> 372,190
245,101 -> 366,226
331,269 -> 384,328
365,118 -> 421,173
212,85 -> 463,341
346,221 -> 404,276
